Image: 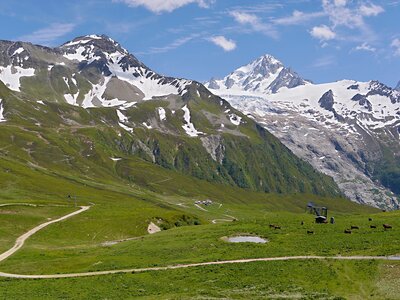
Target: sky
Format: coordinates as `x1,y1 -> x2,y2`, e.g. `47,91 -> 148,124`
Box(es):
0,0 -> 399,87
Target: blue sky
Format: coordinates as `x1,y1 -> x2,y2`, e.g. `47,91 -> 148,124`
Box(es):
0,0 -> 399,87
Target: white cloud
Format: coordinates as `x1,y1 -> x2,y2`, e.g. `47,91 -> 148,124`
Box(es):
354,42 -> 376,52
318,0 -> 385,43
334,0 -> 347,7
391,38 -> 400,56
18,23 -> 75,45
273,10 -> 325,26
322,0 -> 365,30
230,11 -> 259,25
144,33 -> 201,54
230,11 -> 277,38
313,56 -> 336,68
113,0 -> 213,13
359,4 -> 384,17
208,36 -> 236,51
310,25 -> 336,41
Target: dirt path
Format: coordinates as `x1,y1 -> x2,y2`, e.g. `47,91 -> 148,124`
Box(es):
0,206 -> 90,263
0,204 -> 399,279
0,255 -> 399,279
194,204 -> 207,211
211,219 -> 233,224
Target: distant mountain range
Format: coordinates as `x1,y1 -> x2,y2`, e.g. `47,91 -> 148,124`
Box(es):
206,55 -> 400,209
0,35 -> 341,198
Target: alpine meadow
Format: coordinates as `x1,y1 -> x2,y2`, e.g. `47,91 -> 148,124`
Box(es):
0,1 -> 400,299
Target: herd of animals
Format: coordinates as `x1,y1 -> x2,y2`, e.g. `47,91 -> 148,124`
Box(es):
268,218 -> 393,235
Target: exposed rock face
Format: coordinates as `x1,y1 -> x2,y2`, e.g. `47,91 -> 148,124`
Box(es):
318,90 -> 335,111
206,54 -> 400,209
200,135 -> 225,164
0,35 -> 342,198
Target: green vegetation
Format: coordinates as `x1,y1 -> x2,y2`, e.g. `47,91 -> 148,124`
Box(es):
0,54 -> 399,298
2,260 -> 398,299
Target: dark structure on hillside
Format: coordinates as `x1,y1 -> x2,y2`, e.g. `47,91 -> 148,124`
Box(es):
307,202 -> 328,223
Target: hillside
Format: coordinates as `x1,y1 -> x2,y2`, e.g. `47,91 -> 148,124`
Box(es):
2,35 -> 400,300
0,35 -> 341,196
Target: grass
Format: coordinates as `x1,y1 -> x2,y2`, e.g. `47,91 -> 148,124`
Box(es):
0,153 -> 398,298
0,92 -> 398,298
0,260 -> 397,299
0,204 -> 75,253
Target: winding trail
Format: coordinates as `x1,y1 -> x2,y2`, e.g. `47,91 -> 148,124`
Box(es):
0,255 -> 399,279
0,204 -> 399,280
0,206 -> 90,263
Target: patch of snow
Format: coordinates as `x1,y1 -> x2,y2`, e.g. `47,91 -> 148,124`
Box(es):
102,98 -> 127,107
158,107 -> 166,121
118,122 -> 133,133
81,77 -> 111,108
110,157 -> 122,161
63,39 -> 92,47
87,34 -> 103,40
36,100 -> 45,105
47,65 -> 54,71
71,76 -> 77,86
64,93 -> 79,106
0,65 -> 35,92
181,105 -> 204,137
105,54 -> 189,100
116,109 -> 128,123
63,46 -> 97,63
120,102 -> 137,110
229,114 -> 242,126
142,122 -> 152,129
62,77 -> 70,89
12,47 -> 24,56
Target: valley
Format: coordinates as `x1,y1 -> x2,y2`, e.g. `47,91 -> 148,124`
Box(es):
0,34 -> 399,299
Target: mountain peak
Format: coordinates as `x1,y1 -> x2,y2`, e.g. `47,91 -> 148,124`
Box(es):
395,80 -> 400,91
61,34 -> 128,54
235,54 -> 283,77
205,53 -> 308,94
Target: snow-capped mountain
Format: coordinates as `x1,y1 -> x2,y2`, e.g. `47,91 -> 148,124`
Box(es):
206,54 -> 400,209
0,36 -> 342,198
207,54 -> 310,95
0,35 -> 192,109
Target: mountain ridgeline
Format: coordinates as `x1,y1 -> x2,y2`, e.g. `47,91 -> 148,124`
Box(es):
0,35 -> 341,197
206,55 -> 400,208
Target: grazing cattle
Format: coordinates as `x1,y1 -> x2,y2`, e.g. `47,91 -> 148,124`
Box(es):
274,226 -> 281,230
368,218 -> 372,221
351,226 -> 359,230
344,229 -> 352,234
307,230 -> 314,234
269,224 -> 276,228
301,221 -> 304,226
383,224 -> 392,230
370,225 -> 377,229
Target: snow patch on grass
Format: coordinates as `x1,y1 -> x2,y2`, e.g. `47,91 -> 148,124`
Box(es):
0,65 -> 35,92
158,107 -> 166,121
229,114 -> 242,126
181,105 -> 204,137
